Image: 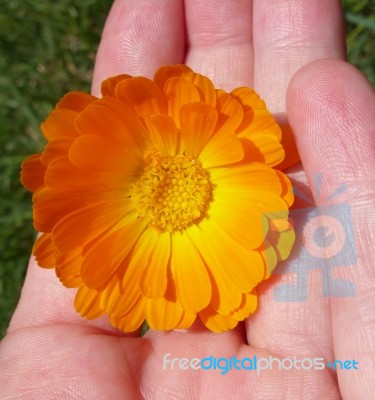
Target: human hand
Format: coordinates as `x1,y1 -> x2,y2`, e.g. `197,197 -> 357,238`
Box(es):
1,1 -> 375,399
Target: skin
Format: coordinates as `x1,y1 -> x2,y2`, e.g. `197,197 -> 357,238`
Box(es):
1,0 -> 375,398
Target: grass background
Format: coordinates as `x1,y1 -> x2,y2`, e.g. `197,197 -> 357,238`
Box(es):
0,0 -> 374,338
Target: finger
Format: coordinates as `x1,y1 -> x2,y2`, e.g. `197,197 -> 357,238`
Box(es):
287,59 -> 375,399
184,0 -> 254,90
92,0 -> 185,96
253,0 -> 346,112
8,258 -> 125,335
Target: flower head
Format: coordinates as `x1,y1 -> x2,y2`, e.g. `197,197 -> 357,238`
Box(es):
21,65 -> 295,332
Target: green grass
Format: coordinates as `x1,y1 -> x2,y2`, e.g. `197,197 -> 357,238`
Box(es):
0,0 -> 113,337
0,0 -> 374,338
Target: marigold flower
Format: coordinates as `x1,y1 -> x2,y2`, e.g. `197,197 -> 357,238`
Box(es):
21,65 -> 296,332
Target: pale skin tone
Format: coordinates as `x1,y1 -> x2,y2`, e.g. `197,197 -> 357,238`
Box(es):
1,0 -> 375,398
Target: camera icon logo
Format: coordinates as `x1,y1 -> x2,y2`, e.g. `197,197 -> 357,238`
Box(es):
272,173 -> 357,302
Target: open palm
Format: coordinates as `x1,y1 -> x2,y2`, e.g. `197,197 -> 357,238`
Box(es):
1,1 -> 375,399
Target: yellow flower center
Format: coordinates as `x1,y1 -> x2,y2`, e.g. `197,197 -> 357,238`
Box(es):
130,153 -> 213,232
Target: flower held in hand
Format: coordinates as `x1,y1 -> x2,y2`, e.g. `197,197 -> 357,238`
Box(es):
21,65 -> 295,332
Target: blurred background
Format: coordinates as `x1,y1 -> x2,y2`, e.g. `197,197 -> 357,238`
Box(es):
0,0 -> 374,338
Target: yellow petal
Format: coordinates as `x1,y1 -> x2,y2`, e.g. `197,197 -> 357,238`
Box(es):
170,232 -> 211,313
210,163 -> 282,195
267,223 -> 295,262
230,292 -> 258,321
102,274 -> 142,317
74,285 -> 105,320
110,296 -> 146,333
260,239 -> 278,277
175,312 -> 197,330
199,306 -> 238,332
240,134 -> 285,167
199,129 -> 244,168
207,266 -> 243,315
231,87 -> 267,111
275,170 -> 294,207
187,221 -> 265,292
209,197 -> 269,250
138,230 -> 170,299
146,297 -> 184,330
277,123 -> 300,170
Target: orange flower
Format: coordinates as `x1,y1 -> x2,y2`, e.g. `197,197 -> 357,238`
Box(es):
21,65 -> 295,332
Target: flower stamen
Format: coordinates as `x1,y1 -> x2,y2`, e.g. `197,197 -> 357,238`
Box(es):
130,154 -> 213,232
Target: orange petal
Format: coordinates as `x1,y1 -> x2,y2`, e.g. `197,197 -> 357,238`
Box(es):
170,232 -> 211,314
267,223 -> 295,262
33,233 -> 55,268
44,156 -> 129,194
109,296 -> 147,333
180,102 -> 218,157
153,64 -> 193,91
206,265 -> 243,315
199,129 -> 244,168
210,163 -> 282,195
40,138 -> 74,166
215,90 -> 244,134
230,292 -> 258,321
80,219 -> 145,289
146,297 -> 184,330
102,274 -> 142,317
240,110 -> 282,140
175,311 -> 197,330
115,77 -> 167,116
187,221 -> 265,292
259,239 -> 278,277
20,153 -> 45,192
211,192 -> 289,250
56,91 -> 97,112
74,285 -> 105,320
143,115 -> 180,156
138,230 -> 170,299
164,77 -> 200,127
183,72 -> 216,107
240,134 -> 285,167
41,108 -> 80,141
275,170 -> 294,207
101,74 -> 132,97
68,134 -> 140,175
276,123 -> 300,170
52,199 -> 134,252
231,87 -> 267,111
199,306 -> 238,332
55,248 -> 83,288
75,97 -> 147,156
